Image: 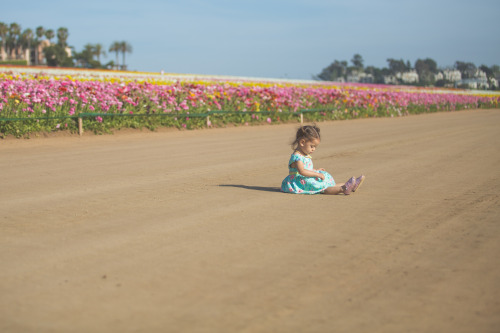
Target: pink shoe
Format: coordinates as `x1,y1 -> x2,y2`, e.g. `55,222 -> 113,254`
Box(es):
342,177 -> 356,195
352,175 -> 365,192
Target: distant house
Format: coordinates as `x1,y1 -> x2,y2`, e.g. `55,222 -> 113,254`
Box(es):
490,77 -> 499,89
346,71 -> 374,83
474,69 -> 488,81
383,75 -> 398,85
435,69 -> 462,87
397,71 -> 419,84
359,73 -> 374,83
384,71 -> 418,85
33,40 -> 51,65
0,39 -> 70,66
457,78 -> 489,89
346,74 -> 358,83
455,70 -> 494,89
442,69 -> 462,82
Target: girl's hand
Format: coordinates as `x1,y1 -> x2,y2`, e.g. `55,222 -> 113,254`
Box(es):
317,173 -> 325,180
318,168 -> 326,171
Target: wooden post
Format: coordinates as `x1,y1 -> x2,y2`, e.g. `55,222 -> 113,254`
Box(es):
206,116 -> 211,127
78,117 -> 83,136
300,113 -> 303,124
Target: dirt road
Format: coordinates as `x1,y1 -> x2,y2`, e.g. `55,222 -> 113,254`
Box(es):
1,109 -> 499,332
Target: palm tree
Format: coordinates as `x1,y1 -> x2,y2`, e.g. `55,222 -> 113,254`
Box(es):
22,28 -> 34,64
76,43 -> 95,67
93,43 -> 106,63
119,41 -> 132,70
57,27 -> 69,47
9,23 -> 21,59
45,29 -> 55,44
0,22 -> 8,61
35,26 -> 45,65
109,41 -> 121,69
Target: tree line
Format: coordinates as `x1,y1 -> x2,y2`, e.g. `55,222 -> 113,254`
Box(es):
0,21 -> 132,70
316,54 -> 500,89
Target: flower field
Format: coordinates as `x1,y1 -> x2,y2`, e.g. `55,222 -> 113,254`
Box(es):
1,66 -> 499,138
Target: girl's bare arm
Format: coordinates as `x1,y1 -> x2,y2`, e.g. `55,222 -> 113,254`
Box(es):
294,160 -> 325,180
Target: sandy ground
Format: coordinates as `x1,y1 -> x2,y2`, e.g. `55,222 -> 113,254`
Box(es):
1,109 -> 499,333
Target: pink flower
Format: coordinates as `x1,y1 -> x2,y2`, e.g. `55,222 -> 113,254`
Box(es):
267,117 -> 272,123
96,116 -> 103,123
179,100 -> 189,110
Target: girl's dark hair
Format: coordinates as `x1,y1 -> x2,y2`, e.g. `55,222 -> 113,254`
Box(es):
291,124 -> 321,149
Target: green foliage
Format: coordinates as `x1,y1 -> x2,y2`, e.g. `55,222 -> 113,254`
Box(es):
316,60 -> 348,81
44,44 -> 73,67
386,58 -> 411,74
351,54 -> 364,70
73,43 -> 108,69
415,58 -> 437,86
455,61 -> 476,79
0,60 -> 28,66
2,100 -> 499,139
0,118 -> 78,139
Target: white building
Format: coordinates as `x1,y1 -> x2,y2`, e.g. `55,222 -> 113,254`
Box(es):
457,78 -> 489,89
455,70 -> 494,90
383,75 -> 398,85
442,69 -> 462,82
346,72 -> 374,83
399,71 -> 419,84
474,69 -> 488,80
490,77 -> 499,89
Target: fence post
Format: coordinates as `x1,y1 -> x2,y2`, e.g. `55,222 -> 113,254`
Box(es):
206,115 -> 210,127
78,117 -> 83,136
300,112 -> 303,124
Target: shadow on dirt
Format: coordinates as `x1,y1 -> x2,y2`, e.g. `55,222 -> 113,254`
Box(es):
218,184 -> 282,193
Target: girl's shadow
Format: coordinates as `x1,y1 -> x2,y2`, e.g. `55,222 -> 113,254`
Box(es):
218,184 -> 282,193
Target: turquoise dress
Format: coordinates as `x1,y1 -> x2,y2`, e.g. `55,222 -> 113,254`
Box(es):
281,153 -> 336,194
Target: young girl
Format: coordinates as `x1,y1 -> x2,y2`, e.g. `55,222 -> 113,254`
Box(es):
281,125 -> 365,195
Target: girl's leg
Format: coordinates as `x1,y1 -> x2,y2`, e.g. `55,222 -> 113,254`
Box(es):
322,184 -> 345,195
322,176 -> 357,195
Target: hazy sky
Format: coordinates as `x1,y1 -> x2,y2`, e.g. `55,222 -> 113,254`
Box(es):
2,0 -> 499,79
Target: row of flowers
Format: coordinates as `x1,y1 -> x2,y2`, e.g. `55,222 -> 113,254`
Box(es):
1,69 -> 499,137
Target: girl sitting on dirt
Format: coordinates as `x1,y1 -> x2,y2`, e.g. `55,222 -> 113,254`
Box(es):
281,125 -> 364,195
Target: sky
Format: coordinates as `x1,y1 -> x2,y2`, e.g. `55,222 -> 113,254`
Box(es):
2,0 -> 499,80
